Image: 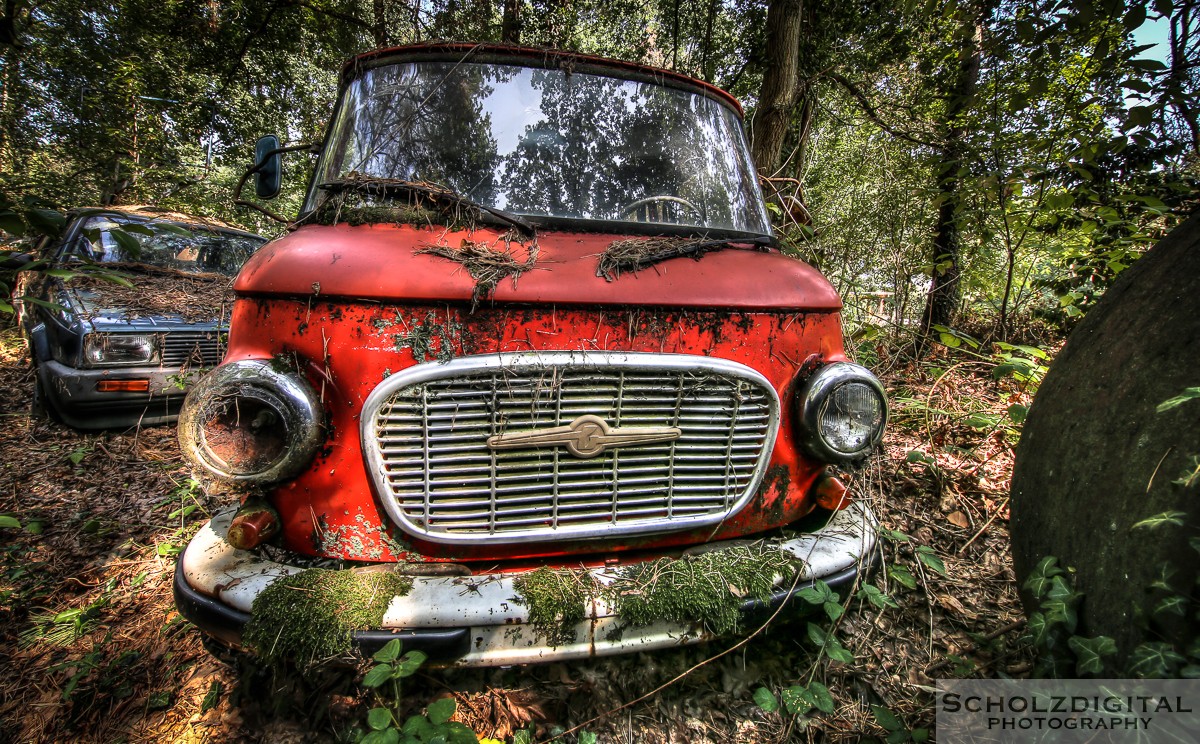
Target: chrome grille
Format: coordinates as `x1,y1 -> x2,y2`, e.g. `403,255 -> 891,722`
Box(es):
362,353 -> 779,544
160,331 -> 224,368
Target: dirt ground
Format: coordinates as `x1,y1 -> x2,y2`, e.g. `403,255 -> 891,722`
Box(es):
0,324 -> 1034,743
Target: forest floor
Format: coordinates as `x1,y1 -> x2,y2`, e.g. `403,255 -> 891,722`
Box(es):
0,324 -> 1040,743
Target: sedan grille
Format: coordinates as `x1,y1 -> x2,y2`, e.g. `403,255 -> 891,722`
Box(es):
160,331 -> 225,368
362,353 -> 779,544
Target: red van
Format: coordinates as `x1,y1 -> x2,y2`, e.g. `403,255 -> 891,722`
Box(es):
173,44 -> 886,666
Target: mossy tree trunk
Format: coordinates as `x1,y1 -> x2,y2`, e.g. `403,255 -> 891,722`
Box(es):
1010,215 -> 1200,670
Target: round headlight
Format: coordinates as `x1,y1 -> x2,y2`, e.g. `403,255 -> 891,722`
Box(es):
179,360 -> 323,483
796,363 -> 887,462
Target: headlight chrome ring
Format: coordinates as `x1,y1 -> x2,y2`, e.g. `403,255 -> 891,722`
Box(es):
796,362 -> 887,463
179,360 -> 323,484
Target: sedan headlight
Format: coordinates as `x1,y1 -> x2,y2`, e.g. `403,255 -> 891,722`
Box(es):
83,333 -> 159,367
796,362 -> 887,462
179,360 -> 324,484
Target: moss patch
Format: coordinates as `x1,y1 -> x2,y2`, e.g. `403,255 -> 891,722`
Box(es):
243,568 -> 413,665
606,544 -> 801,636
510,543 -> 803,646
391,311 -> 463,364
511,567 -> 600,648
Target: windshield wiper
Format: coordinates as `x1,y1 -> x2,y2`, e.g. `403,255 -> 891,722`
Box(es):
316,177 -> 536,238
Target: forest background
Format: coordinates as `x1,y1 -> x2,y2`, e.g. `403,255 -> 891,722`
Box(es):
1,0 -> 1196,339
0,1 -> 1197,742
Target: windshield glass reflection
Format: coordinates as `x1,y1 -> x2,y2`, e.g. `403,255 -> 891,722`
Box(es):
309,61 -> 770,234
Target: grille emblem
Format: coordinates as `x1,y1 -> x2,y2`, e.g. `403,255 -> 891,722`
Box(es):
487,414 -> 681,459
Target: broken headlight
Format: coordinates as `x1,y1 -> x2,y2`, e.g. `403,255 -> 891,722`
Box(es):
796,362 -> 887,463
178,360 -> 324,484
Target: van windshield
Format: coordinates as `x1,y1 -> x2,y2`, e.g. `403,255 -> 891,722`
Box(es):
307,60 -> 771,235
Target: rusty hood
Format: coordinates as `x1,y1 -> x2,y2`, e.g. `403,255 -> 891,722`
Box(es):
234,223 -> 841,311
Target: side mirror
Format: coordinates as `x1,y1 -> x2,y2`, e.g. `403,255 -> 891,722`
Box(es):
254,135 -> 282,199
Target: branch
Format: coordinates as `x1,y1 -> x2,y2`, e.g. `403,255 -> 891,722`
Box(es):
824,71 -> 941,149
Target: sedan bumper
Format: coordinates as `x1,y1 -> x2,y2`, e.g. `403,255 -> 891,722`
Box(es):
175,502 -> 877,667
38,359 -> 192,428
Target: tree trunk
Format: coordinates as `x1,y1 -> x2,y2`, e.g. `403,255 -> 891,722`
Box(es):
501,0 -> 521,44
1167,4 -> 1199,156
373,0 -> 390,48
919,14 -> 983,337
1011,215 -> 1200,671
750,0 -> 802,175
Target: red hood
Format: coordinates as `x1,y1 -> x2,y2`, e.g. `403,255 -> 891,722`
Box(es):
235,223 -> 841,311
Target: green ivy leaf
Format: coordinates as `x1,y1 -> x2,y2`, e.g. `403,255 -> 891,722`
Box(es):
810,681 -> 835,714
825,640 -> 855,664
1131,511 -> 1187,530
368,707 -> 393,731
1155,595 -> 1189,618
1128,642 -> 1187,678
200,680 -> 223,713
403,715 -> 434,738
443,721 -> 481,744
872,704 -> 904,732
394,649 -> 428,678
427,697 -> 456,725
859,584 -> 899,609
824,601 -> 844,621
888,565 -> 917,590
799,581 -> 834,606
1025,611 -> 1053,646
1022,556 -> 1064,599
373,638 -> 403,663
578,733 -> 598,744
1068,635 -> 1116,676
753,686 -> 779,713
1007,404 -> 1028,424
109,229 -> 143,259
915,546 -> 946,576
1042,576 -> 1080,632
27,208 -> 66,237
781,685 -> 813,715
877,527 -> 911,542
512,730 -> 534,744
362,663 -> 393,688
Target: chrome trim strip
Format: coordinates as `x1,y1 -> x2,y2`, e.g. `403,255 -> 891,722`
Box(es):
360,352 -> 781,545
179,360 -> 324,483
795,362 -> 888,463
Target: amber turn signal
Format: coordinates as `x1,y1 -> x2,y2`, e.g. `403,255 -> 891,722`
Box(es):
226,500 -> 281,551
96,379 -> 150,392
812,472 -> 852,511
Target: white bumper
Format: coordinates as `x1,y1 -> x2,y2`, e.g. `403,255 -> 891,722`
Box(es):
179,502 -> 877,667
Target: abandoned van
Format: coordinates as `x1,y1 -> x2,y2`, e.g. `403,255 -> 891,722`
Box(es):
173,44 -> 887,666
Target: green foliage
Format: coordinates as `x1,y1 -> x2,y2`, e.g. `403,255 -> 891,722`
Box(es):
243,569 -> 413,666
357,639 -> 479,744
1024,548 -> 1200,678
607,544 -> 800,636
1158,388 -> 1200,413
511,567 -> 598,648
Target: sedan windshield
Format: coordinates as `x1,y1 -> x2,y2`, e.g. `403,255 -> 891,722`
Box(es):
307,60 -> 771,234
74,217 -> 265,275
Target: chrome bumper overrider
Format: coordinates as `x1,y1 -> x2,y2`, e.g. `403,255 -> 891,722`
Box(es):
177,502 -> 877,667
